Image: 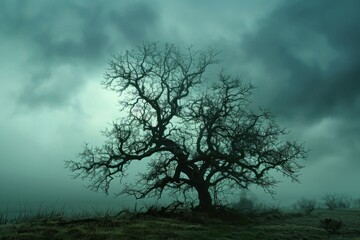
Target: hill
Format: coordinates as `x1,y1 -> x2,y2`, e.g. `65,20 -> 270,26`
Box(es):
1,208 -> 359,239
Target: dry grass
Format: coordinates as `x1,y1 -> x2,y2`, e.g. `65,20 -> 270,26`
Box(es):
1,208 -> 359,240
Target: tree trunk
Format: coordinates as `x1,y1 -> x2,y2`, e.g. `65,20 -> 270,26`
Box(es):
195,185 -> 212,211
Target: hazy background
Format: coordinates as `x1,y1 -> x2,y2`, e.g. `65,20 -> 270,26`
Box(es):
1,0 -> 359,213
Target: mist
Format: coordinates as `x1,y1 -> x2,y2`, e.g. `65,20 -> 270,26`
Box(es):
1,0 -> 359,215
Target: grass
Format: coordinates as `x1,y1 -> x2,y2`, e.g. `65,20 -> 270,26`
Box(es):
1,207 -> 360,240
0,209 -> 8,225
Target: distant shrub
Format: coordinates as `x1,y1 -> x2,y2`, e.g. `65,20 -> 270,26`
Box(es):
322,194 -> 338,210
0,211 -> 8,225
320,218 -> 343,238
322,193 -> 351,210
234,196 -> 254,212
337,196 -> 351,208
261,204 -> 283,219
297,198 -> 316,215
233,192 -> 264,214
354,198 -> 360,208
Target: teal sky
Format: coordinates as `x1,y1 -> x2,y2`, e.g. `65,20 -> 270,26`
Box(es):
0,0 -> 359,209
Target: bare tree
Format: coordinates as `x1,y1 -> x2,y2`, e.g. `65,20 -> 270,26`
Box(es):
66,42 -> 307,210
322,193 -> 351,210
322,193 -> 338,210
297,198 -> 317,215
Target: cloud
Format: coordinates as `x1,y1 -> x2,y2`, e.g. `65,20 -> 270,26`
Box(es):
16,65 -> 85,108
240,0 -> 360,122
234,0 -> 360,172
109,1 -> 159,42
0,0 -> 160,109
1,0 -> 359,208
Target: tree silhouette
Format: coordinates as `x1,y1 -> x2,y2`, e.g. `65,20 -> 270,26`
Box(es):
66,42 -> 307,210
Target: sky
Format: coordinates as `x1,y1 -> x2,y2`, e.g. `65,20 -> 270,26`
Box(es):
1,0 -> 359,211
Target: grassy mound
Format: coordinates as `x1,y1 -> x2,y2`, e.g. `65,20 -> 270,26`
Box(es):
1,208 -> 359,239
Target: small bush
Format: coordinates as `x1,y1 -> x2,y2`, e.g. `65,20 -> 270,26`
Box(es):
354,198 -> 360,208
320,218 -> 343,236
322,193 -> 351,210
234,196 -> 254,213
0,211 -> 8,225
297,198 -> 316,215
337,195 -> 351,208
322,194 -> 338,210
233,191 -> 264,214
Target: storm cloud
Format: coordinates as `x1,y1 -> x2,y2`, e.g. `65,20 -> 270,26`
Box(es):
0,0 -> 359,209
237,0 -> 360,175
0,0 -> 159,109
241,0 -> 360,121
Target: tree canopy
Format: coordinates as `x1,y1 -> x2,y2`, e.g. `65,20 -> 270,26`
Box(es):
66,42 -> 307,210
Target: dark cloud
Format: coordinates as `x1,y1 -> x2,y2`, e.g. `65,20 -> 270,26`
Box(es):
16,65 -> 82,108
241,0 -> 360,122
0,1 -> 105,60
0,0 -> 160,109
234,0 -> 360,173
109,1 -> 159,42
1,0 -> 359,209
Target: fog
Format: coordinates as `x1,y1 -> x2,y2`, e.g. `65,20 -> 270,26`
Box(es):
1,0 -> 359,214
